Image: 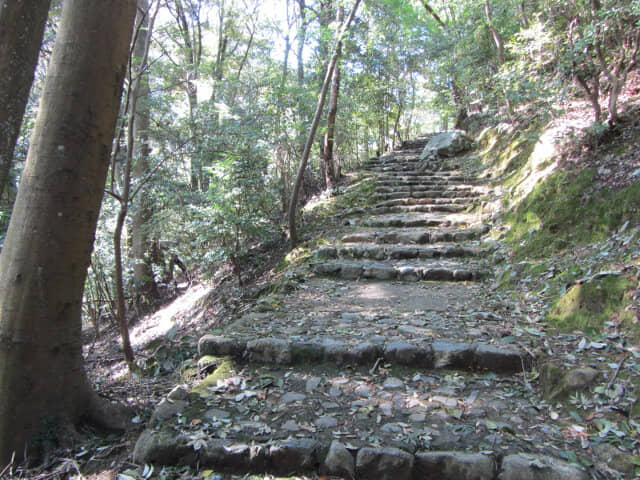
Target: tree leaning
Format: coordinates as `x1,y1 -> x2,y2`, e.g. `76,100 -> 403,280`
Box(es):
0,0 -> 137,464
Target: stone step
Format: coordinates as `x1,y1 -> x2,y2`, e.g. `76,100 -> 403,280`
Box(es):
376,179 -> 477,189
376,184 -> 480,193
376,174 -> 471,183
134,362 -> 587,480
375,189 -> 483,200
341,226 -> 488,244
313,259 -> 490,282
316,243 -> 482,262
361,213 -> 476,229
397,136 -> 434,150
370,204 -> 469,215
375,197 -> 476,208
198,335 -> 529,373
377,168 -> 465,175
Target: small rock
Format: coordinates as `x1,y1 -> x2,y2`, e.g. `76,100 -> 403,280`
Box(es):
409,413 -> 426,423
380,401 -> 394,417
316,415 -> 339,429
281,419 -> 300,431
355,385 -> 371,397
356,447 -> 414,480
167,385 -> 190,401
204,408 -> 231,420
383,377 -> 404,390
329,386 -> 342,397
550,367 -> 600,399
150,399 -> 188,424
498,453 -> 588,480
280,392 -> 307,404
381,422 -> 402,433
321,441 -> 355,479
306,376 -> 322,393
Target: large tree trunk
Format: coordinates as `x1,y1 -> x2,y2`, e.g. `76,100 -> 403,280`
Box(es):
0,0 -> 136,464
0,0 -> 52,198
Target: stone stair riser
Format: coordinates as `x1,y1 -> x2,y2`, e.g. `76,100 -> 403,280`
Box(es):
316,245 -> 480,261
198,335 -> 531,374
313,262 -> 489,282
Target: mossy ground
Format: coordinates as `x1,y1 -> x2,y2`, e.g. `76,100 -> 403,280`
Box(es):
478,114 -> 640,346
548,275 -> 638,336
505,168 -> 640,260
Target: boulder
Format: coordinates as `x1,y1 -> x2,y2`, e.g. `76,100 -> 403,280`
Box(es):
268,439 -> 322,474
132,429 -> 194,465
321,441 -> 355,479
356,447 -> 414,480
414,451 -> 495,480
498,453 -> 588,480
246,338 -> 291,364
420,130 -> 474,161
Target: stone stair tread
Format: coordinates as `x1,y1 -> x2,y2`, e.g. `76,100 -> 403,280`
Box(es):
374,197 -> 477,207
134,360 -> 587,480
369,204 -> 470,215
361,212 -> 480,229
375,190 -> 484,200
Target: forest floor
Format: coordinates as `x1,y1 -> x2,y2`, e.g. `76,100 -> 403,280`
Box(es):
7,99 -> 640,480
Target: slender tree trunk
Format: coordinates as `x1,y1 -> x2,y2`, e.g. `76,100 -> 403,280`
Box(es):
520,0 -> 529,28
322,5 -> 344,190
296,0 -> 307,86
131,0 -> 155,295
0,0 -> 52,198
288,0 -> 361,248
0,0 -> 136,464
485,0 -> 505,64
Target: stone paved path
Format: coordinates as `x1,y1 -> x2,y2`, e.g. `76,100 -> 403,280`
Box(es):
133,138 -> 592,479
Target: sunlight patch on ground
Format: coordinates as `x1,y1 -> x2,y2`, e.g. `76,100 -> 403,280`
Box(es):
130,281 -> 214,348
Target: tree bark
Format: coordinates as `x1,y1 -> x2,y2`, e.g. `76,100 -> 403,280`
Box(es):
0,0 -> 136,464
288,0 -> 361,248
0,0 -> 52,199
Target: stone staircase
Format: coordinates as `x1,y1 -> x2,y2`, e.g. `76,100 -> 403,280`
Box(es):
313,146 -> 491,285
132,138 -> 591,480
